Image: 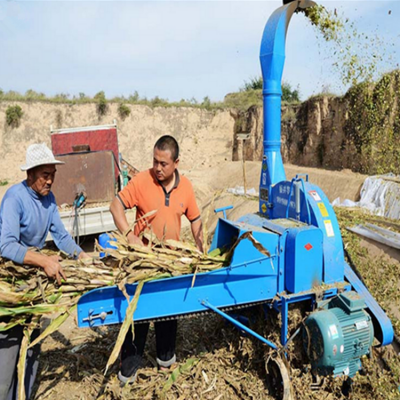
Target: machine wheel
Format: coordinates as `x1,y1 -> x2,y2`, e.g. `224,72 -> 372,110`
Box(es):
265,355 -> 293,400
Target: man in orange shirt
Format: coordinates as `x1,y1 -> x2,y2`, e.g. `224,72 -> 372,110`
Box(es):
110,135 -> 203,383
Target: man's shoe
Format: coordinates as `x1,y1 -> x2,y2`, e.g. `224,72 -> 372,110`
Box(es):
157,354 -> 176,371
118,355 -> 142,384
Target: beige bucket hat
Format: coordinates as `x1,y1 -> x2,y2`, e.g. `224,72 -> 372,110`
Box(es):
20,143 -> 65,171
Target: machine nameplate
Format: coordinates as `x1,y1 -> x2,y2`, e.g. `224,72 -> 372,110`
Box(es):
355,320 -> 368,330
276,196 -> 295,209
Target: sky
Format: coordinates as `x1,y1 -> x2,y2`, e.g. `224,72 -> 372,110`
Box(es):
1,0 -> 399,102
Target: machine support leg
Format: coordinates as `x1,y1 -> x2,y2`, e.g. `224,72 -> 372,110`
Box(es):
202,300 -> 278,350
281,296 -> 288,347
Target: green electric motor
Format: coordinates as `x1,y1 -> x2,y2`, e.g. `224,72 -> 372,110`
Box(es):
304,291 -> 374,378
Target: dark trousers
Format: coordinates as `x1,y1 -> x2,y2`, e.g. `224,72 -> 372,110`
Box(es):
0,325 -> 40,400
121,320 -> 177,366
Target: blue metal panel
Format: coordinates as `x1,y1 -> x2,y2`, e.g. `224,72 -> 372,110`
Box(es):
285,226 -> 323,293
237,213 -> 287,293
209,218 -> 240,253
78,261 -> 278,328
270,180 -> 345,284
78,220 -> 280,328
236,213 -> 268,229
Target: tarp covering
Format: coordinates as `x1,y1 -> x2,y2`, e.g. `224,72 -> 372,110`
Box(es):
332,174 -> 400,219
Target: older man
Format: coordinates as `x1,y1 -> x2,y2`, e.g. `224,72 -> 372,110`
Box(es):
110,135 -> 203,383
0,143 -> 87,400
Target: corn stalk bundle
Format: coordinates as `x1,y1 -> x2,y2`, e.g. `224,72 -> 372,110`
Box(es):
0,232 -> 235,399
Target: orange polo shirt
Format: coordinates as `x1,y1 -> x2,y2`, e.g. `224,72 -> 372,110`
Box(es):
117,169 -> 200,241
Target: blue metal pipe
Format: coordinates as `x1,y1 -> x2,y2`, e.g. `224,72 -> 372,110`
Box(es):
202,300 -> 278,350
259,0 -> 315,216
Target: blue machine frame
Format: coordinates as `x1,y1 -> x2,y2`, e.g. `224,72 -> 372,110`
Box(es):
77,0 -> 393,352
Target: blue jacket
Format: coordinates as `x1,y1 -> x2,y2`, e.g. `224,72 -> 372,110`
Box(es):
0,181 -> 82,264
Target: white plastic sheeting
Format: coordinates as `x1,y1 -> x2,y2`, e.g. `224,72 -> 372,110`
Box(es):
227,186 -> 258,196
332,174 -> 400,219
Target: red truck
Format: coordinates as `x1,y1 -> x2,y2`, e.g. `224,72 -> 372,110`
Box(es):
49,121 -> 137,240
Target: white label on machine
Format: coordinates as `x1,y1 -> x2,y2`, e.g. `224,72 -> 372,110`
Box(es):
262,173 -> 267,185
329,324 -> 339,339
324,220 -> 335,237
309,190 -> 321,201
355,320 -> 368,330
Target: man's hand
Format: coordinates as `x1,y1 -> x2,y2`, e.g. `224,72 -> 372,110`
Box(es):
23,250 -> 67,285
110,196 -> 144,247
127,231 -> 144,247
42,255 -> 67,285
78,251 -> 90,260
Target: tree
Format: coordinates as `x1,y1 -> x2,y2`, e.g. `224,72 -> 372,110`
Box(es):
282,81 -> 300,102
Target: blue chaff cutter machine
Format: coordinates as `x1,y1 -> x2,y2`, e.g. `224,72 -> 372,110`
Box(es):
77,0 -> 393,389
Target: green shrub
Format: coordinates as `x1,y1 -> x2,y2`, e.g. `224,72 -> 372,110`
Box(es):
118,103 -> 131,120
95,91 -> 108,116
25,89 -> 46,101
6,105 -> 23,128
129,91 -> 139,102
54,93 -> 69,101
282,82 -> 300,103
0,180 -> 8,186
241,77 -> 300,103
150,96 -> 168,107
201,96 -> 211,109
242,77 -> 263,91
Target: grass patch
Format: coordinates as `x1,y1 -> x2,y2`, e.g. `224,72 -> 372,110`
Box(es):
0,89 -> 227,110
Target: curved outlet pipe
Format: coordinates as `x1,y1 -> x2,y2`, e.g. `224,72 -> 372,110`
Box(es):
259,0 -> 315,216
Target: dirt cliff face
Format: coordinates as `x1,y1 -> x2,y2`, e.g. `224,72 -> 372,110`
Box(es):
231,98 -> 349,169
286,96 -> 348,169
231,72 -> 400,176
3,72 -> 399,185
0,102 -> 235,183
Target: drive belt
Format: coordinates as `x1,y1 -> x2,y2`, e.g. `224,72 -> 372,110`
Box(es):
135,299 -> 270,324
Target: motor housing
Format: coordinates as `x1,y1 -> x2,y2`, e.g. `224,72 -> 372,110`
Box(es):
304,291 -> 374,377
